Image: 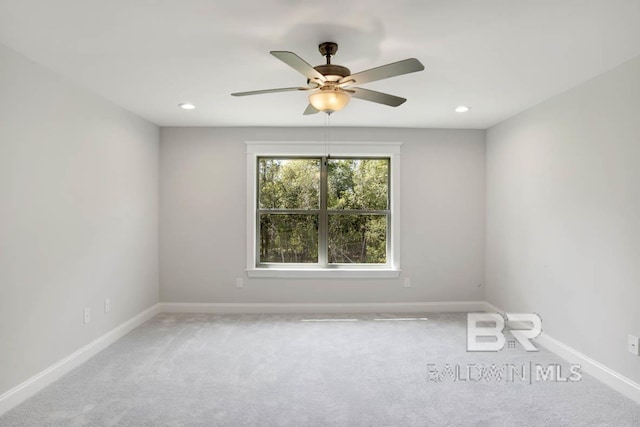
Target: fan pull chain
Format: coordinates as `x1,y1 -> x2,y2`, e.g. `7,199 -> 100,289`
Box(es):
324,112 -> 331,160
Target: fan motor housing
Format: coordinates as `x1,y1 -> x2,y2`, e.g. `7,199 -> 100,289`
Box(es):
313,64 -> 351,81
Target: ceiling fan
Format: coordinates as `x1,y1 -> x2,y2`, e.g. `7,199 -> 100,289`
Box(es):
231,42 -> 425,115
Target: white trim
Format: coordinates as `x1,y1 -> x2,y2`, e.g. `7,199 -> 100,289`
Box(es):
483,302 -> 640,405
245,141 -> 402,156
245,141 -> 402,274
0,303 -> 160,416
4,300 -> 639,416
482,302 -> 503,314
390,152 -> 401,271
245,268 -> 401,279
159,301 -> 486,314
1,298 -> 479,417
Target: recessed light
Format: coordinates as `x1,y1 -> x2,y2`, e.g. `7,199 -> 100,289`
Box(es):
179,103 -> 196,110
455,105 -> 471,113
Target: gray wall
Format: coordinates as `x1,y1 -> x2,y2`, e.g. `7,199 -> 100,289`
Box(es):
0,44 -> 159,395
160,127 -> 486,303
486,56 -> 640,383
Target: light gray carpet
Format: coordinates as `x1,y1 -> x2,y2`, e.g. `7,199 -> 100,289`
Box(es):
2,312 -> 640,426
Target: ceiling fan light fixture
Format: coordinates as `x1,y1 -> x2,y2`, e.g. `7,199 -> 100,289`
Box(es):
309,87 -> 351,113
232,42 -> 425,115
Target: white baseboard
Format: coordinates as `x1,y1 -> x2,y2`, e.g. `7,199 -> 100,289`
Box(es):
0,299 -> 480,417
4,299 -> 638,418
159,301 -> 486,314
0,303 -> 160,417
483,302 -> 640,405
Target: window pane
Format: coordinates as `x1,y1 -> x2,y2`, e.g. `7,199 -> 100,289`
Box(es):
328,214 -> 387,264
327,158 -> 389,210
259,158 -> 320,209
260,214 -> 318,263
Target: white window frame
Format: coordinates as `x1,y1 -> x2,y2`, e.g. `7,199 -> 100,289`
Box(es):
246,141 -> 401,278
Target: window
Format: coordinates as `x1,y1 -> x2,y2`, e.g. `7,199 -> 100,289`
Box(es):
258,157 -> 389,266
246,142 -> 401,278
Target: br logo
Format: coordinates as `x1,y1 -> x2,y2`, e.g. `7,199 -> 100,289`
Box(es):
467,313 -> 542,352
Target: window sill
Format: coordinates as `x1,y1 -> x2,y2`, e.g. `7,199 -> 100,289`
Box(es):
245,268 -> 401,279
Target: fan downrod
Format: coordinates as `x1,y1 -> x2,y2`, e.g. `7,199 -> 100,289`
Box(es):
318,42 -> 338,64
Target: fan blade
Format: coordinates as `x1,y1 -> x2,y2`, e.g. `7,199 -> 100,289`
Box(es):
231,87 -> 310,97
350,87 -> 406,107
271,51 -> 326,82
339,58 -> 424,86
303,104 -> 320,115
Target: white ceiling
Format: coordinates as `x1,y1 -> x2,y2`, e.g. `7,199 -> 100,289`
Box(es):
1,0 -> 639,129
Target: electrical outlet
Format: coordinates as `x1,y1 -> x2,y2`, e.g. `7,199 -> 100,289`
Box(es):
403,278 -> 411,288
236,277 -> 244,288
104,298 -> 111,313
628,335 -> 639,356
83,308 -> 91,324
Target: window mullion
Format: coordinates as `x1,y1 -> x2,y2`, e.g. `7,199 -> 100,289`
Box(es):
318,157 -> 328,267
